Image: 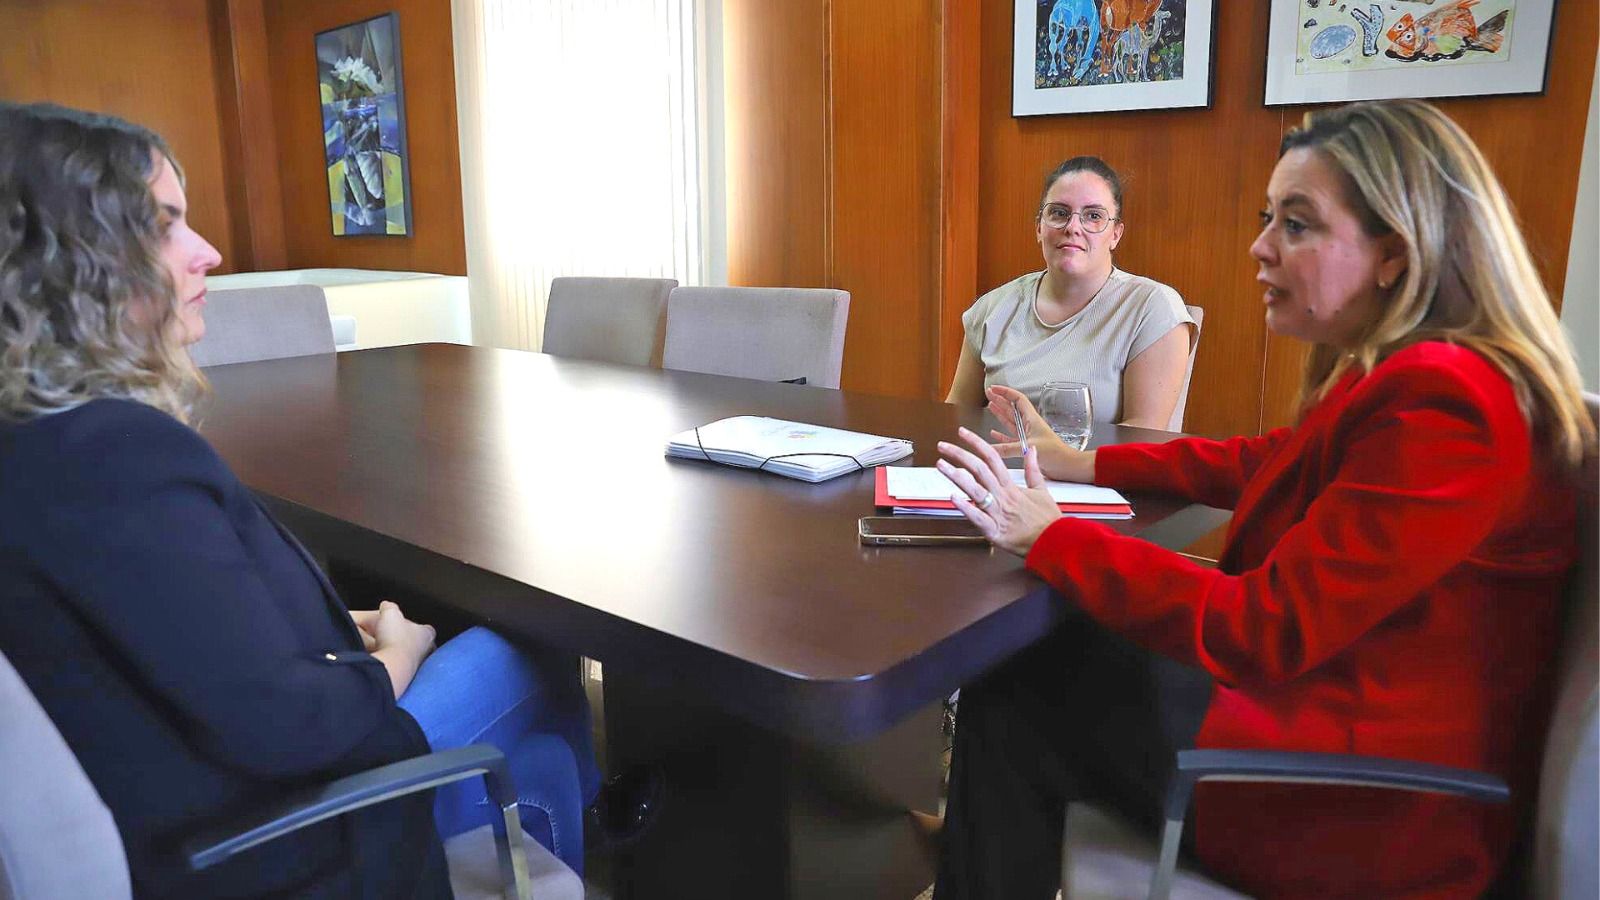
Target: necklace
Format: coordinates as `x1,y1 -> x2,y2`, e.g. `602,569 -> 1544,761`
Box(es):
1034,268 -> 1115,330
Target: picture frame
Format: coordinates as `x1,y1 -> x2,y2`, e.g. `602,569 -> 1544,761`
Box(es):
315,12 -> 413,236
1012,0 -> 1217,117
1264,0 -> 1557,106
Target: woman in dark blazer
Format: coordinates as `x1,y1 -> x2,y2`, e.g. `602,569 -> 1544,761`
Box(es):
0,103 -> 592,896
933,100 -> 1593,898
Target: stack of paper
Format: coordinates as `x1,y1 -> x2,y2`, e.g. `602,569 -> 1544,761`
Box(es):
667,416 -> 913,483
875,467 -> 1133,519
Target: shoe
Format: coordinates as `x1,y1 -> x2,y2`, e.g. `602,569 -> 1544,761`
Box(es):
586,764 -> 665,848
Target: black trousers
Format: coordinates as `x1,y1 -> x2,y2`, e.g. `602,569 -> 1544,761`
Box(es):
935,605 -> 1215,900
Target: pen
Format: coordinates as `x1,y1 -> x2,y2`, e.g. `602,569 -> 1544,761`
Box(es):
1013,405 -> 1028,456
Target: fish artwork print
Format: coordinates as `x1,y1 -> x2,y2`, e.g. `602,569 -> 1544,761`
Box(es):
1294,0 -> 1514,75
1385,0 -> 1508,62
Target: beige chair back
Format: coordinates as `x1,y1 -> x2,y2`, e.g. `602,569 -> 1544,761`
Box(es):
662,286 -> 850,389
1531,392 -> 1599,899
188,285 -> 335,368
542,276 -> 677,368
1168,306 -> 1204,432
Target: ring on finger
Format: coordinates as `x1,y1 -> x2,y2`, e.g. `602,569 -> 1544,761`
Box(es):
977,491 -> 996,510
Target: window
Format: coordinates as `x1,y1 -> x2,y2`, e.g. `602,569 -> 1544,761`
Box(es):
453,0 -> 717,349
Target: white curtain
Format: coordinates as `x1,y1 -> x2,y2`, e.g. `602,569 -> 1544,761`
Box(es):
452,0 -> 702,350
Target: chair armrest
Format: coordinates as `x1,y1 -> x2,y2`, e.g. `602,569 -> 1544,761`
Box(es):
1143,749 -> 1509,900
1164,748 -> 1510,820
184,744 -> 514,871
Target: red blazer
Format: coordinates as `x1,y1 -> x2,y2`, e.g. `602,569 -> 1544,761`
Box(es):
1026,342 -> 1576,898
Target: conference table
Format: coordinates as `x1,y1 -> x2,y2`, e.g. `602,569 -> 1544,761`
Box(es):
199,343 -> 1228,899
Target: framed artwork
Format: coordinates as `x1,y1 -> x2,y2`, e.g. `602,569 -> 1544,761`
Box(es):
315,12 -> 413,236
1012,0 -> 1217,116
1264,0 -> 1557,105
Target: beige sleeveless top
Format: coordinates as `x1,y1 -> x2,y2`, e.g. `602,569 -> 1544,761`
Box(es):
961,268 -> 1193,424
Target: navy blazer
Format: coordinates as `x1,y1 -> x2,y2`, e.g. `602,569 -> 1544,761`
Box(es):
0,399 -> 449,898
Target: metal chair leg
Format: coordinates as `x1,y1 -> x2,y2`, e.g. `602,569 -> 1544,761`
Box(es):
1147,816 -> 1184,900
490,800 -> 534,900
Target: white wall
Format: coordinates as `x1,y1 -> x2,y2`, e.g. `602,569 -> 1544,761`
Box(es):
1561,50 -> 1599,392
207,270 -> 472,349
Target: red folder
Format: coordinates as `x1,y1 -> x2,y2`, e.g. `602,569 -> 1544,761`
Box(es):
873,467 -> 1132,517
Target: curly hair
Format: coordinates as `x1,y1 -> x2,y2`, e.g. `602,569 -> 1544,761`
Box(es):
0,102 -> 204,423
1281,99 -> 1593,467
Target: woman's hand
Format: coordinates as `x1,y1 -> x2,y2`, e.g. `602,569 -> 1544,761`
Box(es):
936,427 -> 1062,558
348,609 -> 380,651
366,601 -> 436,698
983,384 -> 1096,484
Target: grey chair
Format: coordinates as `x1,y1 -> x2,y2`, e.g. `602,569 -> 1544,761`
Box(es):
1167,306 -> 1204,432
542,276 -> 677,368
187,285 -> 336,368
0,650 -> 582,900
662,286 -> 851,388
1060,392 -> 1600,900
0,649 -> 130,899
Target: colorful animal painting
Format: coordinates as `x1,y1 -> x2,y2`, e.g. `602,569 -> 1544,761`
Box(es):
1096,0 -> 1163,78
1113,7 -> 1173,82
1294,0 -> 1515,75
1046,0 -> 1101,83
1034,0 -> 1189,89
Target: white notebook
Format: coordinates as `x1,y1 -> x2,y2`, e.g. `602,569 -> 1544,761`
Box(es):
667,416 -> 913,483
884,467 -> 1130,505
882,467 -> 1134,519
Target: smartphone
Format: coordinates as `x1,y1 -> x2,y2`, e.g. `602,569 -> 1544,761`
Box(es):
858,516 -> 987,546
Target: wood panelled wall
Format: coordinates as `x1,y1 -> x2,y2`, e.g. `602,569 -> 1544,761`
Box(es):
2,0 -> 468,278
0,1 -> 244,272
831,1 -> 944,399
728,0 -> 1598,437
214,0 -> 288,272
723,0 -> 830,289
724,0 -> 945,400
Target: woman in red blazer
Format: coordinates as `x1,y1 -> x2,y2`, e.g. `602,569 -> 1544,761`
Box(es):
932,100 -> 1593,899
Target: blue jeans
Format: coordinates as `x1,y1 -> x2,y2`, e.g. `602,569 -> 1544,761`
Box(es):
397,627 -> 600,875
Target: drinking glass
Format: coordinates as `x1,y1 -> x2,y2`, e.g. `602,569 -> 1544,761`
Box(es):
1038,382 -> 1093,451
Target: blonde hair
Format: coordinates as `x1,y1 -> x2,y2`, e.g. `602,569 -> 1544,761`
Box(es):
0,103 -> 204,424
1283,99 -> 1593,467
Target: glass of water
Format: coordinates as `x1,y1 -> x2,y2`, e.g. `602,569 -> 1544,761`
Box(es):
1038,382 -> 1093,451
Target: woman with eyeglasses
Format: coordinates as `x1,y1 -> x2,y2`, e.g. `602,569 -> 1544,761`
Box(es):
933,100 -> 1591,898
945,156 -> 1196,431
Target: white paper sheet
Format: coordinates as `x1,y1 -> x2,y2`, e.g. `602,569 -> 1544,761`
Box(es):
884,467 -> 1129,506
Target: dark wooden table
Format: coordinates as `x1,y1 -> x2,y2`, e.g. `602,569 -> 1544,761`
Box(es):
200,344 -> 1227,899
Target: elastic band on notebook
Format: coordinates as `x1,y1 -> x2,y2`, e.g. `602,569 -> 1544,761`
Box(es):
692,427 -> 868,475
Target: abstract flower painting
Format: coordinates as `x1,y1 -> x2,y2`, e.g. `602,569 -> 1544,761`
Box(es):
316,13 -> 413,236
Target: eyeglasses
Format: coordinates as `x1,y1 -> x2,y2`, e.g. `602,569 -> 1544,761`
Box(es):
1039,203 -> 1119,234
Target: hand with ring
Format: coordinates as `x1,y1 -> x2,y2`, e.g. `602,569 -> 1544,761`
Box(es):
936,426 -> 1063,557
